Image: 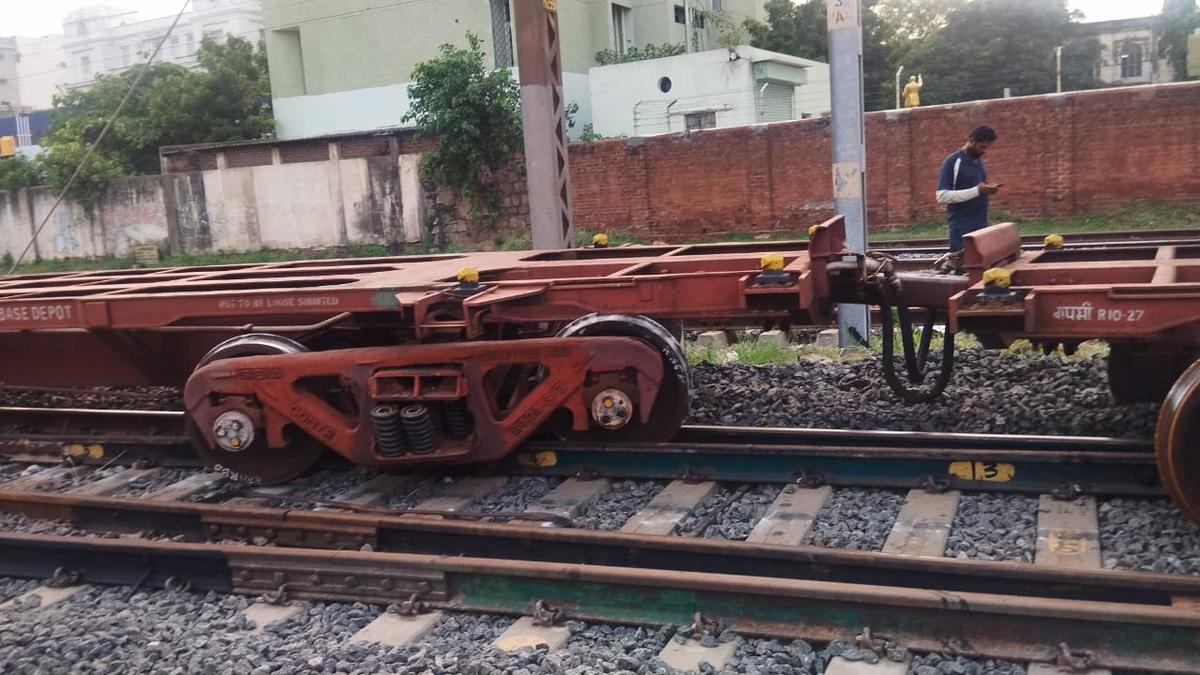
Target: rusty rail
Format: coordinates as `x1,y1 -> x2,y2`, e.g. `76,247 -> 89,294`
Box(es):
2,488 -> 1196,602
0,531 -> 1197,671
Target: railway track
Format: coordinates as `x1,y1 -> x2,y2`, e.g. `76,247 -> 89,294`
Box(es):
869,226 -> 1200,254
0,413 -> 1195,671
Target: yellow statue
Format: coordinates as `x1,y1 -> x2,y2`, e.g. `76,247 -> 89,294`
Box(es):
903,74 -> 923,108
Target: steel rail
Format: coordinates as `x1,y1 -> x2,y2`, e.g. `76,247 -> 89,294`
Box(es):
0,488 -> 1193,603
0,531 -> 1196,671
868,227 -> 1200,252
0,408 -> 1159,494
504,444 -> 1159,495
0,407 -> 1149,453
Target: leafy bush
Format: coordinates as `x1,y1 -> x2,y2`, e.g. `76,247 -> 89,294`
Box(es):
0,155 -> 43,192
595,43 -> 686,66
403,33 -> 522,220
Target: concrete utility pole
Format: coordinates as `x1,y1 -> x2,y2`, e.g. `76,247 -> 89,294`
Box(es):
1055,45 -> 1063,93
828,0 -> 870,347
512,0 -> 575,249
894,65 -> 904,110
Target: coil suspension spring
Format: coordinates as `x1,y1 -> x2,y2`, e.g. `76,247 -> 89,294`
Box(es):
371,405 -> 407,456
444,399 -> 475,438
402,404 -> 437,454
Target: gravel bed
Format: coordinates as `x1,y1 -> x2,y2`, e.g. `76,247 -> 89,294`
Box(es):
945,493 -> 1038,563
385,474 -> 460,511
554,621 -> 674,673
0,462 -> 21,483
806,489 -> 905,552
0,385 -> 182,411
0,511 -> 77,537
572,479 -> 665,530
468,476 -> 561,519
688,349 -> 1158,438
110,468 -> 202,498
0,577 -> 39,604
674,484 -> 780,540
907,652 -> 1026,675
0,581 -> 520,675
11,464 -> 97,492
724,637 -> 819,674
1100,498 -> 1200,574
265,469 -> 378,509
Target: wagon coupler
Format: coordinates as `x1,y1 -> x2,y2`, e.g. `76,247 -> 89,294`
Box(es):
876,273 -> 956,404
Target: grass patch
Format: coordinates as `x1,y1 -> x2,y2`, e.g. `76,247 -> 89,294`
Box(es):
872,200 -> 1200,241
686,336 -> 800,366
12,244 -> 395,275
17,200 -> 1198,275
683,331 -> 1108,368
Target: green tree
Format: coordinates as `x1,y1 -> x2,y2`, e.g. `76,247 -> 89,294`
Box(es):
903,0 -> 1100,104
744,0 -> 900,110
37,140 -> 127,209
874,0 -> 964,41
403,33 -> 522,219
1159,0 -> 1198,80
0,155 -> 43,192
744,0 -> 827,59
41,35 -> 274,195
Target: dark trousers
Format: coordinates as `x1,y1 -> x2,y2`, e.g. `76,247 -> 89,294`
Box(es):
949,219 -> 987,252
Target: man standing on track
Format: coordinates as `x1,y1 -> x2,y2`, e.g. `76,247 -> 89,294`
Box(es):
936,125 -> 1002,253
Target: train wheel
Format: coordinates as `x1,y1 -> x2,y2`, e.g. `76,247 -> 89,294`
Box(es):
557,314 -> 690,443
1155,359 -> 1200,524
186,333 -> 324,485
1108,344 -> 1193,404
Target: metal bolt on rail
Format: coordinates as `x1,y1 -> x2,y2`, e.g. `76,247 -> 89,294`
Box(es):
531,599 -> 565,626
388,592 -> 426,617
47,567 -> 83,588
1055,642 -> 1096,672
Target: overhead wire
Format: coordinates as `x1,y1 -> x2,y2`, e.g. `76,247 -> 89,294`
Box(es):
7,0 -> 193,276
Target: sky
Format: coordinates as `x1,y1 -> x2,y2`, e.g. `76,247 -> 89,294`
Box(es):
4,0 -> 1171,38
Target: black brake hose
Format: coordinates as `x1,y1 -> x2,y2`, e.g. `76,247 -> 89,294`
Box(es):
879,285 -> 957,403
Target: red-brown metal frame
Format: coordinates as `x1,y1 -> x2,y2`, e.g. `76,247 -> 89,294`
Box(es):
184,336 -> 664,468
0,218 -> 848,387
950,223 -> 1200,346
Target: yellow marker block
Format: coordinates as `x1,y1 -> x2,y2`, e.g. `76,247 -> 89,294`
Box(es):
1048,528 -> 1089,555
1043,233 -> 1064,249
982,267 -> 1012,288
592,233 -> 609,247
947,461 -> 1015,482
456,267 -> 480,283
514,451 -> 557,468
807,224 -> 819,238
760,252 -> 785,271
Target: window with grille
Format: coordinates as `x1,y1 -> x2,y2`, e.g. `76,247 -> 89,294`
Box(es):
1119,42 -> 1143,79
491,0 -> 514,68
613,4 -> 632,56
685,111 -> 716,131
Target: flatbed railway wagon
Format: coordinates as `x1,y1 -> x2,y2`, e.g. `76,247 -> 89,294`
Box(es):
2,217 -> 1200,526
0,224 -> 853,484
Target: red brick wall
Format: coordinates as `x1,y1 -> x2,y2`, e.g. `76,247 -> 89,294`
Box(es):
567,82 -> 1200,236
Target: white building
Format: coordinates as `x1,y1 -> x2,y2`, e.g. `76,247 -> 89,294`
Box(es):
13,33 -> 66,111
9,0 -> 263,111
1080,16 -> 1174,85
589,46 -> 830,137
0,38 -> 19,111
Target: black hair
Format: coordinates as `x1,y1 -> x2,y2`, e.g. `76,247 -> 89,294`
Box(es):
969,125 -> 997,142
